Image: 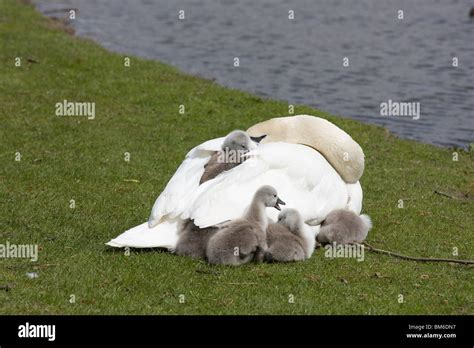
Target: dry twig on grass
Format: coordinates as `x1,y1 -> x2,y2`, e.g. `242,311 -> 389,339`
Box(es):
361,242 -> 474,265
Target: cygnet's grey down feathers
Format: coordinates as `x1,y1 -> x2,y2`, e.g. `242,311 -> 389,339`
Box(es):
316,209 -> 372,245
174,219 -> 219,259
206,185 -> 285,266
199,130 -> 263,185
199,152 -> 242,185
265,223 -> 306,262
265,208 -> 314,262
206,220 -> 266,265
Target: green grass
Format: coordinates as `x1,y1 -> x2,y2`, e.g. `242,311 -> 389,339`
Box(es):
0,0 -> 473,315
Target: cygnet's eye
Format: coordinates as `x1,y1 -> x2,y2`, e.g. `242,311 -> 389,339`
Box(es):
274,194 -> 277,198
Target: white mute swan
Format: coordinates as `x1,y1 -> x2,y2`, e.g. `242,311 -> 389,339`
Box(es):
106,115 -> 365,250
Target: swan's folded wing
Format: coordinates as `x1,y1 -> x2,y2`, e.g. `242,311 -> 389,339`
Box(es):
187,142 -> 350,228
148,137 -> 225,227
185,137 -> 225,157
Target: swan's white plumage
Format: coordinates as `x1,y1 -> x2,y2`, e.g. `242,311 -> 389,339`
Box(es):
247,115 -> 365,183
108,138 -> 363,249
106,217 -> 180,250
188,142 -> 350,228
148,137 -> 225,227
346,182 -> 363,214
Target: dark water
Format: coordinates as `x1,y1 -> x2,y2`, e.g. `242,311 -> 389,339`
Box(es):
34,0 -> 474,147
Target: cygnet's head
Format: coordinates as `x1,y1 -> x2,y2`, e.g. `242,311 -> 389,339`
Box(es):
222,130 -> 265,153
254,185 -> 285,210
277,208 -> 302,233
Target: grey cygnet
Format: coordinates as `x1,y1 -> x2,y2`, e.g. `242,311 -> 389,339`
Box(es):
206,185 -> 285,266
174,219 -> 219,259
265,208 -> 315,262
316,209 -> 372,245
199,130 -> 265,185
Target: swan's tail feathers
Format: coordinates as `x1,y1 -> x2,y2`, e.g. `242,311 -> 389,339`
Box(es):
359,214 -> 372,232
106,217 -> 180,251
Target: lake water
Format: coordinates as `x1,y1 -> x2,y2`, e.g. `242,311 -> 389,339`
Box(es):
34,0 -> 474,147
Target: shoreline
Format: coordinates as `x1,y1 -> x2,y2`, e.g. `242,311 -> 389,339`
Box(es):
31,1 -> 474,150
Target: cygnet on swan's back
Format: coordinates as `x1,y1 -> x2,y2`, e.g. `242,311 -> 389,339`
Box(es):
199,130 -> 265,185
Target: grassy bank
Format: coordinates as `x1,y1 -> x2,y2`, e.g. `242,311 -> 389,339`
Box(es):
0,0 -> 473,314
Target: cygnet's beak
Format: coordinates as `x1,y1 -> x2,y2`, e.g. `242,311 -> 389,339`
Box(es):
250,134 -> 267,144
274,197 -> 286,211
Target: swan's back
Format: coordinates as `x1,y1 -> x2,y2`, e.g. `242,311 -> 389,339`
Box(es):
188,142 -> 350,228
